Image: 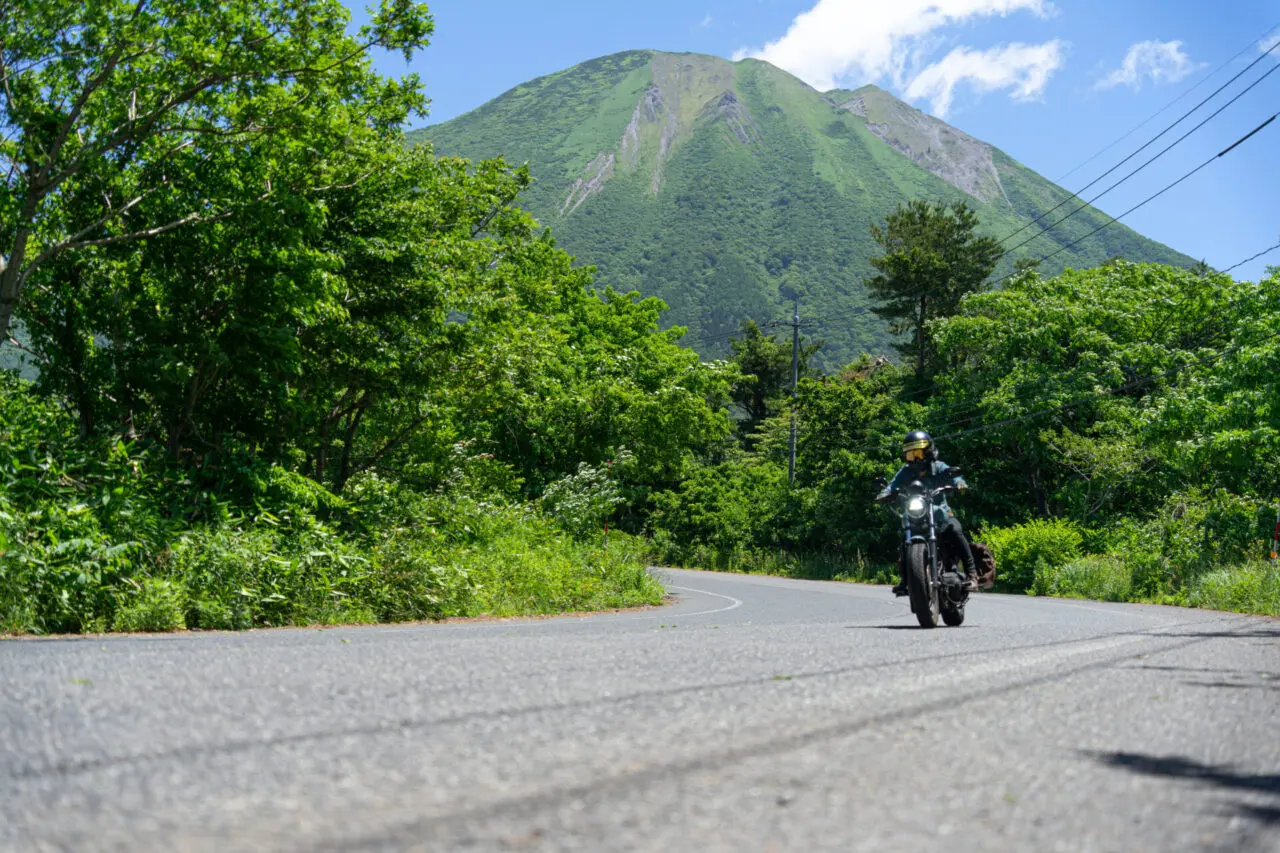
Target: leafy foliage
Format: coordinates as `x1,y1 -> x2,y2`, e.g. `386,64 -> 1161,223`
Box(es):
728,319 -> 820,438
0,3 -> 705,634
982,519 -> 1084,593
541,451 -> 632,541
0,376 -> 663,635
0,0 -> 434,340
1033,555 -> 1131,602
866,200 -> 1001,375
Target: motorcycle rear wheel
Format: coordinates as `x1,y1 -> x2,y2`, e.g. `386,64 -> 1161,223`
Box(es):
906,543 -> 938,628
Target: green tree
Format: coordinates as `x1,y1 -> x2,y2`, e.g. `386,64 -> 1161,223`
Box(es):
297,150 -> 544,492
727,319 -> 821,435
458,285 -> 740,506
866,200 -> 1001,376
0,0 -> 434,340
929,261 -> 1280,521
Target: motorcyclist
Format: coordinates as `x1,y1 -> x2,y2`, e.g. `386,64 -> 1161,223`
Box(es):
876,430 -> 979,595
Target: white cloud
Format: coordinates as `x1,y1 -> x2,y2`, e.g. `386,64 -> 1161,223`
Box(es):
905,40 -> 1065,116
732,0 -> 1054,91
700,13 -> 713,29
1262,32 -> 1280,55
1097,40 -> 1198,90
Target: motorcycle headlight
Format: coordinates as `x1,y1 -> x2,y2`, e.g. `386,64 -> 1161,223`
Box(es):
906,496 -> 927,519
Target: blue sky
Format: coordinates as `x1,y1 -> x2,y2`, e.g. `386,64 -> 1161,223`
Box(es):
351,1 -> 1280,282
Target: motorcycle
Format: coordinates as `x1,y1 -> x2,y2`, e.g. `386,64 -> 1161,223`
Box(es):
876,471 -> 969,629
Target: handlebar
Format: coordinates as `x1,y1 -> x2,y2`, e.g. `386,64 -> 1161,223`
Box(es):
874,482 -> 958,504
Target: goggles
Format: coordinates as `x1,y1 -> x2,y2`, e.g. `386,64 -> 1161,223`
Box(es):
903,440 -> 930,462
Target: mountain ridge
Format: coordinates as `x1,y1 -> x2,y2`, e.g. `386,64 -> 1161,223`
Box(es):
409,49 -> 1195,366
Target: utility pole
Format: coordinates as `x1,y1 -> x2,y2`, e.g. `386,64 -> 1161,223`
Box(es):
1271,503 -> 1279,565
788,298 -> 799,486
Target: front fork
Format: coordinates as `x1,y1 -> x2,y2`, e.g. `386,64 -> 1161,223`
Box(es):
900,516 -> 940,594
926,514 -> 939,595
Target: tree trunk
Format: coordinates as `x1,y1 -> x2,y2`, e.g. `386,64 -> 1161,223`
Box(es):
916,294 -> 928,376
0,226 -> 33,341
335,404 -> 367,493
1025,459 -> 1050,518
60,265 -> 95,437
315,420 -> 330,483
167,363 -> 217,458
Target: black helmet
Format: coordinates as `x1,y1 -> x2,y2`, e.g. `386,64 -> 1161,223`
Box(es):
902,430 -> 934,464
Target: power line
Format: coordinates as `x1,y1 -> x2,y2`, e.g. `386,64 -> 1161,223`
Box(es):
1026,110 -> 1278,272
998,45 -> 1280,255
792,238 -> 1280,456
682,110 -> 1275,402
677,319 -> 786,350
1055,22 -> 1280,186
1222,239 -> 1280,274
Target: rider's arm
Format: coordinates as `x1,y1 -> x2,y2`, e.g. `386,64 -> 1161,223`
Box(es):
937,460 -> 967,490
876,466 -> 907,501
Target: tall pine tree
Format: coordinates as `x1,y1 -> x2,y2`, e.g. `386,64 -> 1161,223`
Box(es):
866,201 -> 1001,377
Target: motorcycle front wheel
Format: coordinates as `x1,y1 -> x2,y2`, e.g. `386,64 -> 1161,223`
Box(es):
906,542 -> 939,628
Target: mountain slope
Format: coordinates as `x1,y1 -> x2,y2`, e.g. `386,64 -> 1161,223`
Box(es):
410,51 -> 1194,366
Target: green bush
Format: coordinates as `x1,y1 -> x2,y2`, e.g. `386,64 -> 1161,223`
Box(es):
163,522 -> 383,629
113,578 -> 187,632
650,461 -> 791,557
1186,563 -> 1280,616
984,519 -> 1084,593
366,527 -> 481,621
1033,554 -> 1132,602
443,516 -> 661,616
1155,491 -> 1267,584
1093,494 -> 1273,599
540,450 -> 632,541
1096,518 -> 1171,597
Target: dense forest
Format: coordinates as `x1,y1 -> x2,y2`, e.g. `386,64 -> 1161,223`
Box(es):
1,1 -> 1275,635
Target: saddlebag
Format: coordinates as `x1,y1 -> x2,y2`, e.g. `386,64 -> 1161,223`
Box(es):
971,541 -> 996,589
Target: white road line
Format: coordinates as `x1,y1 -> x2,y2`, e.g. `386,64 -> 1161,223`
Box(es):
655,585 -> 744,619
436,583 -> 745,627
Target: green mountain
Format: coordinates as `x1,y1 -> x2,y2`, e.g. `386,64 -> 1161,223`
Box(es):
409,51 -> 1194,367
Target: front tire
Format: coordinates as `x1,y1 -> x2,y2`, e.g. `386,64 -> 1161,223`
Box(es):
906,543 -> 938,628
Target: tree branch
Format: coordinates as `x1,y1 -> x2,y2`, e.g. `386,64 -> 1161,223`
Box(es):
34,47 -> 128,191
3,333 -> 49,364
351,409 -> 432,477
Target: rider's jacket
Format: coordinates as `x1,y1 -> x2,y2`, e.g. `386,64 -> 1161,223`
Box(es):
877,460 -> 967,528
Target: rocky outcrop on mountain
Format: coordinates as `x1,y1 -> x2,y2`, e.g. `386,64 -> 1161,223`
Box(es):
561,152 -> 616,215
711,90 -> 759,145
829,85 -> 1011,206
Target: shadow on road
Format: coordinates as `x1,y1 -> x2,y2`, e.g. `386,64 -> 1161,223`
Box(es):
1135,628 -> 1280,640
1180,680 -> 1280,691
1085,751 -> 1280,827
1130,664 -> 1280,676
1123,663 -> 1280,691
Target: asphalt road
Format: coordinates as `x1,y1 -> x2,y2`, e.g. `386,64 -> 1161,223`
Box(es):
2,569 -> 1278,853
